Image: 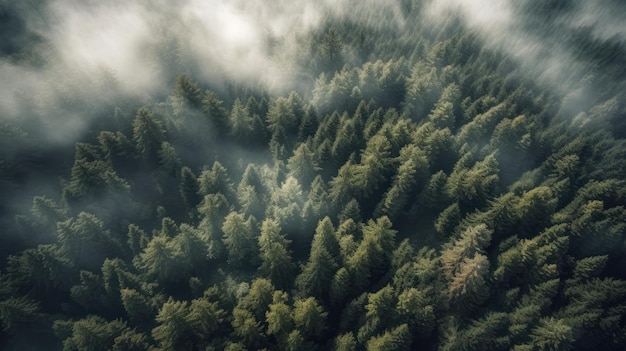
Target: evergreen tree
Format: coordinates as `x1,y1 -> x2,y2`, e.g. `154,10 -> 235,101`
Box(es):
179,166 -> 200,210
221,211 -> 258,267
266,290 -> 294,338
527,318 -> 573,351
358,285 -> 397,343
135,234 -> 180,284
229,98 -> 254,142
201,90 -> 229,133
132,107 -> 165,159
293,297 -> 328,338
258,219 -> 295,290
365,323 -> 412,351
197,161 -> 236,204
151,298 -> 193,350
287,142 -> 320,188
334,332 -> 357,351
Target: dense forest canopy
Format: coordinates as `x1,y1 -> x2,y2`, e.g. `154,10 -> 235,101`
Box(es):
1,0 -> 625,350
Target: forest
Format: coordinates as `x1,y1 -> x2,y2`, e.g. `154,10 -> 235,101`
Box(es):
1,0 -> 625,350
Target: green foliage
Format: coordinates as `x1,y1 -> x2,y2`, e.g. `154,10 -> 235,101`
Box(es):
528,318 -> 573,351
293,297 -> 328,337
229,98 -> 255,141
221,211 -> 258,267
179,166 -> 200,210
7,244 -> 75,295
0,296 -> 39,332
447,152 -> 499,206
266,291 -> 294,337
151,298 -> 192,350
334,332 -> 357,351
197,161 -> 236,202
287,142 -> 320,188
135,235 -> 179,283
57,212 -> 121,270
358,285 -> 397,342
258,219 -> 295,290
435,202 -> 461,236
132,107 -> 165,158
57,316 -> 138,351
365,323 -> 411,351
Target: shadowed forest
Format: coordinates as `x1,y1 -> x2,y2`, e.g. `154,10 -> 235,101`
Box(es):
1,0 -> 626,350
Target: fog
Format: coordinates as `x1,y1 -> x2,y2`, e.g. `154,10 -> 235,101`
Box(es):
427,0 -> 626,95
0,0 -> 410,143
1,0 -> 624,144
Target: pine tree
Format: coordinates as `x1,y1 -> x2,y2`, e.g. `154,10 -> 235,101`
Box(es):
298,105 -> 319,141
354,134 -> 393,199
330,267 -> 352,308
7,244 -> 74,297
287,142 -> 320,188
197,193 -> 231,260
179,166 -> 200,210
132,107 -> 165,159
221,211 -> 258,267
0,296 -> 39,333
332,119 -> 359,167
135,235 -> 180,284
152,298 -> 192,350
365,323 -> 412,351
396,288 -> 436,337
358,285 -> 396,342
258,219 -> 295,290
237,278 -> 275,322
293,297 -> 328,338
197,161 -> 236,204
266,291 -> 294,338
447,254 -> 491,312
120,288 -> 155,324
441,223 -> 493,279
435,202 -> 462,236
334,332 -> 357,351
229,98 -> 254,142
201,90 -> 229,133
56,316 -> 137,351
57,212 -> 120,271
528,318 -> 573,351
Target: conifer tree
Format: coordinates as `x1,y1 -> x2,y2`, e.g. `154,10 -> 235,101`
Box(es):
132,107 -> 165,159
229,98 -> 254,142
287,142 -> 319,188
293,297 -> 328,338
197,161 -> 236,203
179,166 -> 200,210
221,211 -> 258,267
266,290 -> 294,338
258,219 -> 295,290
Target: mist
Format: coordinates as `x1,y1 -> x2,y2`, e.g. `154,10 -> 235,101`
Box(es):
427,0 -> 626,102
3,0 -> 621,145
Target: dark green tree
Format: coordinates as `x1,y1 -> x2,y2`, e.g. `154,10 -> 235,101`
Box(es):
258,219 -> 295,290
293,297 -> 328,338
179,166 -> 200,210
221,211 -> 258,267
287,142 -> 320,188
132,107 -> 165,159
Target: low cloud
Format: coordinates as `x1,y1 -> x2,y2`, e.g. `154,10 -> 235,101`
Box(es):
1,0 -> 622,145
0,0 -> 406,144
426,0 -> 626,101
